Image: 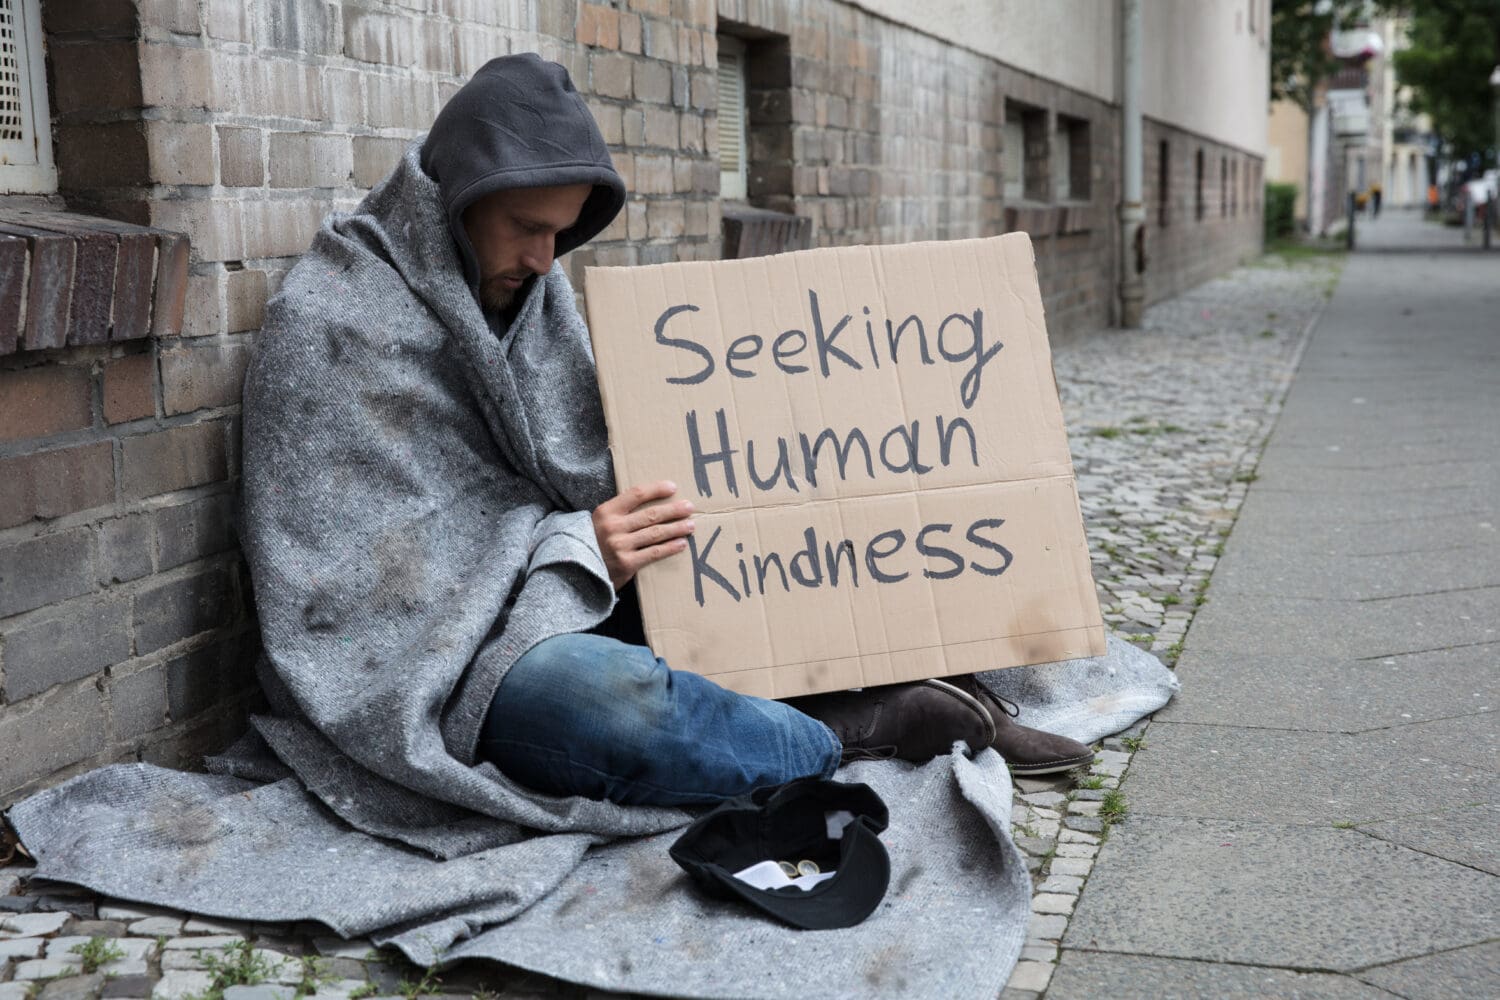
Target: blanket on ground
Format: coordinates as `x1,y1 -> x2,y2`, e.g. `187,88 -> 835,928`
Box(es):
7,639 -> 1177,999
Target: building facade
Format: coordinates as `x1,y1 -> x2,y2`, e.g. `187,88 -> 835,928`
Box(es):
0,0 -> 1268,804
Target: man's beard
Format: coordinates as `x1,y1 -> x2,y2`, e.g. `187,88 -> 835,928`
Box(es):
479,274 -> 523,313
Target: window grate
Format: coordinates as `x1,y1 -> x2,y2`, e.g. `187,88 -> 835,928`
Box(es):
0,0 -> 25,143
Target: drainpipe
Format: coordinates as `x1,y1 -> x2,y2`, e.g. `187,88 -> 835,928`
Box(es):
1119,0 -> 1144,327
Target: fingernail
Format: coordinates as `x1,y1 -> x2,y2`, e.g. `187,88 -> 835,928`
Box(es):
684,520 -> 696,530
664,480 -> 676,491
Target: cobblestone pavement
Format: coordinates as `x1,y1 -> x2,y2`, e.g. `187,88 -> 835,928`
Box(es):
0,252 -> 1341,1000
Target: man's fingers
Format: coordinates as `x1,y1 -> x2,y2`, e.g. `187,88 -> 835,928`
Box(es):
627,518 -> 695,548
622,498 -> 694,533
629,537 -> 690,571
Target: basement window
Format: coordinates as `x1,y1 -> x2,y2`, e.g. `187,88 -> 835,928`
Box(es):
0,0 -> 56,194
717,35 -> 747,201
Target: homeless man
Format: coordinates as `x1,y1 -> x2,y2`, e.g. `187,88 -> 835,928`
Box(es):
238,54 -> 1093,832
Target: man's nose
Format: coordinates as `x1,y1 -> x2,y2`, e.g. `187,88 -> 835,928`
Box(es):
521,233 -> 555,275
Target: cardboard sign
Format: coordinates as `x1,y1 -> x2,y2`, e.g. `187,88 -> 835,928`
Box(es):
584,234 -> 1105,699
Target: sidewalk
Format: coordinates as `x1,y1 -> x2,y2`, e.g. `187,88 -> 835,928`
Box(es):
1354,205 -> 1479,251
1051,224 -> 1500,994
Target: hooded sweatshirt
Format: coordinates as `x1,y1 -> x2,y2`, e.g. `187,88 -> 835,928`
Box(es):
421,53 -> 626,288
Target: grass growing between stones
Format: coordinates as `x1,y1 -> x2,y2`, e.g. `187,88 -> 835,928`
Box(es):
187,940 -> 284,1000
70,936 -> 124,974
1099,790 -> 1128,826
1120,735 -> 1146,753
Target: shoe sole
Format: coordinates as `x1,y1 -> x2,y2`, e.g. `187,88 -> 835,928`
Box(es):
1006,752 -> 1095,776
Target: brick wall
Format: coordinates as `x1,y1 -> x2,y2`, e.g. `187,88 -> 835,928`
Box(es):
1143,118 -> 1265,305
1,0 -> 1263,806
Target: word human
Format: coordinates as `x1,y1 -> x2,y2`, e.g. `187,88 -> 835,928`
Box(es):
653,289 -> 1004,409
687,518 -> 1015,607
685,407 -> 978,499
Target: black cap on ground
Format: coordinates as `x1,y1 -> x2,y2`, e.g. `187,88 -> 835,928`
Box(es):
668,778 -> 891,931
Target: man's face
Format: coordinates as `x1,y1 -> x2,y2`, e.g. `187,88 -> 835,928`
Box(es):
462,183 -> 593,312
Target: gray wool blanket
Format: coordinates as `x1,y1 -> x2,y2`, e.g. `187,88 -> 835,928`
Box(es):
6,142 -> 1181,998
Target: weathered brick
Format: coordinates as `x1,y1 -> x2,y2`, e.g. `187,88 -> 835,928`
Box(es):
99,514 -> 154,585
591,52 -> 633,100
635,60 -> 672,104
1,598 -> 132,702
225,268 -> 268,333
0,528 -> 96,620
0,682 -> 107,794
147,122 -> 215,186
121,420 -> 229,500
111,230 -> 158,343
102,352 -> 157,424
55,123 -> 149,190
206,0 -> 251,41
577,3 -> 620,49
364,73 -> 432,130
323,67 -> 364,125
139,0 -> 201,33
48,42 -> 141,114
268,131 -> 352,189
633,153 -> 673,194
166,633 -> 257,720
642,18 -> 678,61
133,566 -> 233,655
218,127 -> 264,188
159,339 -> 249,416
150,199 -> 243,263
351,135 -> 407,189
646,199 -> 686,238
0,366 -> 93,443
0,234 -> 22,355
619,12 -> 643,53
0,443 -> 115,530
630,0 -> 670,18
240,198 -> 326,260
344,8 -> 419,67
586,100 -> 624,146
155,493 -> 235,571
139,42 -> 213,110
642,106 -> 676,147
256,0 -> 339,54
110,664 -> 169,740
179,268 -> 225,339
622,107 -> 646,146
43,0 -> 138,35
151,233 -> 191,339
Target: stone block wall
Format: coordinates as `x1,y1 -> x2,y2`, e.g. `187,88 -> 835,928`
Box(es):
1,0 -> 1262,806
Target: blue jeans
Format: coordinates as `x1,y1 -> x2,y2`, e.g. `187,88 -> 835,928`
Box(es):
478,633 -> 841,807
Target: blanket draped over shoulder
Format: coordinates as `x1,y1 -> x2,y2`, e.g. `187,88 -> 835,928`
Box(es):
233,143 -> 689,856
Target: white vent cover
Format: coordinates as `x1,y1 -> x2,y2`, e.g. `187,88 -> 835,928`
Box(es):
717,36 -> 746,200
0,0 -> 56,194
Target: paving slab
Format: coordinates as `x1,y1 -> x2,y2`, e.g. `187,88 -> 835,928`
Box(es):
1354,939 -> 1500,999
1356,802 -> 1500,876
1208,535 -> 1500,600
1363,709 -> 1498,773
1063,817 -> 1498,971
1227,482 -> 1497,524
1251,461 -> 1500,495
1047,951 -> 1399,1000
1160,646 -> 1497,733
1184,587 -> 1500,660
1120,721 -> 1496,825
1225,504 -> 1498,553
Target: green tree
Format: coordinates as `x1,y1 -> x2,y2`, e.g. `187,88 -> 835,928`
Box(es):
1390,0 -> 1500,165
1271,0 -> 1367,113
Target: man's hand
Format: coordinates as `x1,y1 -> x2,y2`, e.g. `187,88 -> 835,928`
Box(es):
592,481 -> 696,591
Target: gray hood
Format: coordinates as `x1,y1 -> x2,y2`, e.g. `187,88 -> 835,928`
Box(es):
420,53 -> 625,287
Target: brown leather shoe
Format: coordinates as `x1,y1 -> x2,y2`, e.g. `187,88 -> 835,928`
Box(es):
949,675 -> 1096,775
785,679 -> 996,763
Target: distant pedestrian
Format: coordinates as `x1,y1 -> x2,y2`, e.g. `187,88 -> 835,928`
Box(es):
1370,182 -> 1383,217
